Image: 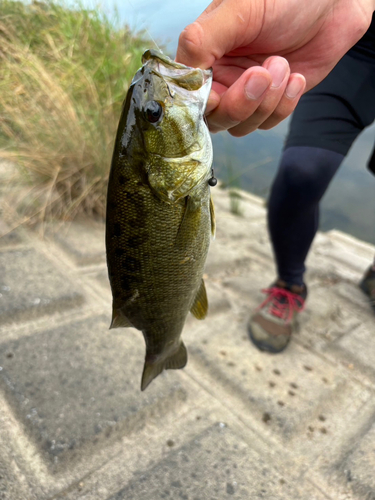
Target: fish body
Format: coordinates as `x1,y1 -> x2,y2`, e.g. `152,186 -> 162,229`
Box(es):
105,50 -> 214,391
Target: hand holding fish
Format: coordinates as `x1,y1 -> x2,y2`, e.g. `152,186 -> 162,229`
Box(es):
176,0 -> 375,136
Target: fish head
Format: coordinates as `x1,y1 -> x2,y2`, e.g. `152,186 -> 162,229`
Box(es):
119,50 -> 213,203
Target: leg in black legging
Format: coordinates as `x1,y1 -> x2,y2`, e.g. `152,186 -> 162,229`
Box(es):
268,146 -> 344,286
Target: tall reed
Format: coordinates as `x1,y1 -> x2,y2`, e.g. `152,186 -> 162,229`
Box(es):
0,0 -> 149,221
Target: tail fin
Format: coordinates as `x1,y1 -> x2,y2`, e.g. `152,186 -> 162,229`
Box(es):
141,342 -> 188,391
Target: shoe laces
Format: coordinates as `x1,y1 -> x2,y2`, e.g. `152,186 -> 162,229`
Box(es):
258,287 -> 305,323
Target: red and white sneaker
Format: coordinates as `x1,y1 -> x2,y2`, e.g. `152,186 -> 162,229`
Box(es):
248,280 -> 307,353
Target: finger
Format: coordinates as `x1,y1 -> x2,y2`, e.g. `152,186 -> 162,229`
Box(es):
205,89 -> 221,115
206,67 -> 272,133
176,0 -> 261,69
210,56 -> 260,88
228,56 -> 290,137
211,81 -> 228,96
259,73 -> 306,130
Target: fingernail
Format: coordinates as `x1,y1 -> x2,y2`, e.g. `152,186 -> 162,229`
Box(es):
286,77 -> 305,98
266,58 -> 288,88
245,74 -> 270,100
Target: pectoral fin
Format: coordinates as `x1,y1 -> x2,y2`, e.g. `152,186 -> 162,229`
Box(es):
190,279 -> 208,320
141,342 -> 188,391
210,194 -> 216,238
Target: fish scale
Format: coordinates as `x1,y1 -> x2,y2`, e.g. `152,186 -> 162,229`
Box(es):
106,50 -> 214,391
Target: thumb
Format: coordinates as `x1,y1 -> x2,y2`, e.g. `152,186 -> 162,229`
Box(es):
176,0 -> 263,69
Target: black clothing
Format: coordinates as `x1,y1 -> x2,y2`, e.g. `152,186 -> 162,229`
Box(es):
268,146 -> 344,285
348,12 -> 375,61
269,24 -> 375,285
284,52 -> 375,156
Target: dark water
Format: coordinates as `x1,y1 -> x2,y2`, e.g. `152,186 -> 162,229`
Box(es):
67,0 -> 375,245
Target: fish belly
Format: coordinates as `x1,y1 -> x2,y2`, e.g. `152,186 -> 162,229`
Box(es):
106,174 -> 211,388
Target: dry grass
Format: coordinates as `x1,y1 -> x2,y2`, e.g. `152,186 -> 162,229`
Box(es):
0,0 -> 149,222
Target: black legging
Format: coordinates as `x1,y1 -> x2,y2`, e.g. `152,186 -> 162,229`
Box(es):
268,146 -> 344,286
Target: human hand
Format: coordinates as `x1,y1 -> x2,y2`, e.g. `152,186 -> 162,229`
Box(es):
176,0 -> 374,136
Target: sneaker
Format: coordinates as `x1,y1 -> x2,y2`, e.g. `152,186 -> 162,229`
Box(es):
359,266 -> 375,313
248,280 -> 307,353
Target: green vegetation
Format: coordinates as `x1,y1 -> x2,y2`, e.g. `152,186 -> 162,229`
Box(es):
0,0 -> 149,221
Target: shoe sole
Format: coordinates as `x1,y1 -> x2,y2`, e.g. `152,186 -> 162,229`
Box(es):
359,278 -> 375,313
248,329 -> 289,354
359,278 -> 369,295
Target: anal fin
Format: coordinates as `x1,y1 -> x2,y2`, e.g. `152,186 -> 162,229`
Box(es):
141,342 -> 188,391
109,308 -> 133,329
190,279 -> 208,320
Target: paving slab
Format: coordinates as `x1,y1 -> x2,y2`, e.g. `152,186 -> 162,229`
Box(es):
0,455 -> 30,500
330,321 -> 375,380
0,185 -> 374,500
51,219 -> 106,266
0,314 -> 186,471
292,280 -> 363,348
339,420 -> 375,499
205,240 -> 253,278
309,232 -> 374,281
94,269 -> 111,292
188,314 -> 372,459
0,247 -> 84,324
107,423 -> 328,500
332,280 -> 374,314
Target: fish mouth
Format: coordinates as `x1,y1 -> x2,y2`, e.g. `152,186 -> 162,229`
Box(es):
139,50 -> 213,203
142,49 -> 212,79
142,49 -> 212,103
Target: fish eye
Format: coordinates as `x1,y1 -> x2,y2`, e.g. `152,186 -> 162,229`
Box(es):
144,100 -> 163,123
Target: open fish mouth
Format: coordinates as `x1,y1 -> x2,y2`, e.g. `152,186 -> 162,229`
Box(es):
142,49 -> 212,103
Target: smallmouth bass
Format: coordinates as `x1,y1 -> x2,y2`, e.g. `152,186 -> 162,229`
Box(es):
106,50 -> 215,391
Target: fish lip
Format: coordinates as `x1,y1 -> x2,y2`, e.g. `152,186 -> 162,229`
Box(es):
142,50 -> 212,97
152,66 -> 211,86
142,49 -> 212,77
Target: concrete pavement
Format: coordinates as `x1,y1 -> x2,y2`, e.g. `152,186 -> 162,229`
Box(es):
0,186 -> 374,500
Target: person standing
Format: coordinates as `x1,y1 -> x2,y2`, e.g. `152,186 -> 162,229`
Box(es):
248,14 -> 375,352
176,0 -> 375,352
